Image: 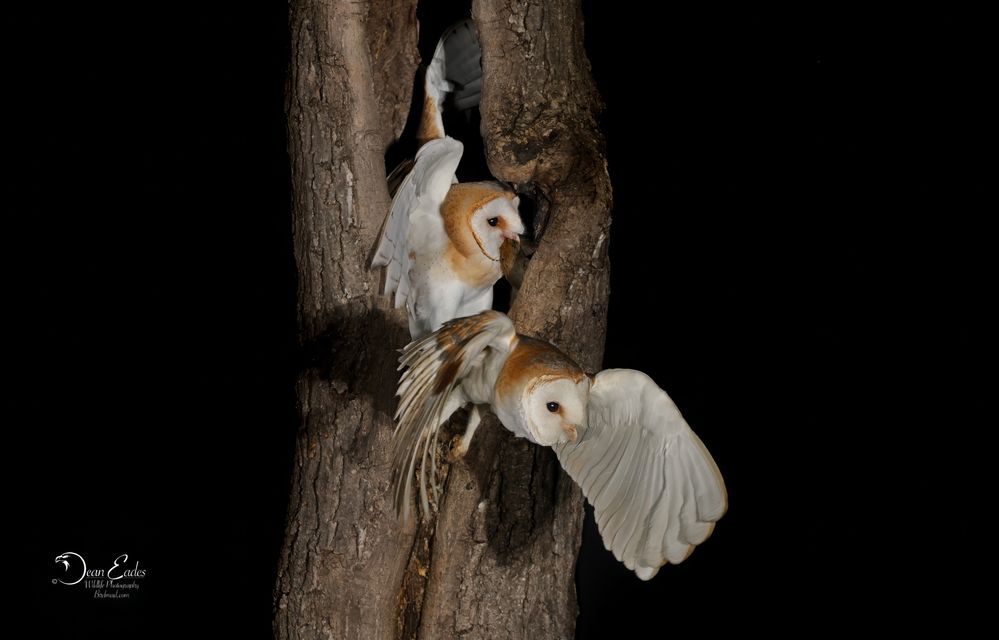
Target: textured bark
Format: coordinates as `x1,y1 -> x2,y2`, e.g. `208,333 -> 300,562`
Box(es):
414,2 -> 611,638
273,2 -> 419,639
274,0 -> 610,638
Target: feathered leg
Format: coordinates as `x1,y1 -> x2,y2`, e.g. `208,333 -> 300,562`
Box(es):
448,404 -> 483,462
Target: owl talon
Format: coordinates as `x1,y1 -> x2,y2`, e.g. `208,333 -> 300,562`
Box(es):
447,435 -> 466,462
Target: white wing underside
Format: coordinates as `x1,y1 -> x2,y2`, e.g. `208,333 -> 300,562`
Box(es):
555,369 -> 728,580
372,137 -> 463,308
392,311 -> 516,521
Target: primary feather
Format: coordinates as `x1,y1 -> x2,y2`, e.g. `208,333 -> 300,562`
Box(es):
440,19 -> 482,111
392,311 -> 517,521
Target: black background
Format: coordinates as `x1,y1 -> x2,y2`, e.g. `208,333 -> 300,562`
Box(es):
21,2 -> 987,638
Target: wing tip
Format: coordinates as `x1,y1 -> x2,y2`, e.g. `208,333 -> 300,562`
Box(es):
684,428 -> 729,521
635,565 -> 659,581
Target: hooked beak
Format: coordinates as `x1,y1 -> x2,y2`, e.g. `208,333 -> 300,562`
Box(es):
502,229 -> 521,241
563,423 -> 578,443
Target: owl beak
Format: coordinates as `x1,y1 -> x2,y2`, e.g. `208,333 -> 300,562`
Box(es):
563,424 -> 579,443
502,229 -> 521,241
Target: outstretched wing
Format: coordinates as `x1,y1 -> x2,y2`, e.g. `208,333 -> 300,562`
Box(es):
440,18 -> 481,111
555,369 -> 727,580
419,19 -> 482,143
372,137 -> 463,308
393,310 -> 516,521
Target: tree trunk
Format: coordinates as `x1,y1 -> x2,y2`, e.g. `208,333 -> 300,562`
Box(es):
274,1 -> 611,638
272,2 -> 420,638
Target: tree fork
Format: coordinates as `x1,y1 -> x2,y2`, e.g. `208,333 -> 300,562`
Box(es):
274,1 -> 610,638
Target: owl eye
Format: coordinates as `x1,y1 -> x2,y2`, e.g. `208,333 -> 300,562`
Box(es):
546,402 -> 560,413
487,217 -> 499,227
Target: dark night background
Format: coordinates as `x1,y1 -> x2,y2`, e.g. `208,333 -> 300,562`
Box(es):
21,2 -> 987,638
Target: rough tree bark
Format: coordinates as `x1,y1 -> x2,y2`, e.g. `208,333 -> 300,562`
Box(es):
272,2 -> 420,638
274,1 -> 611,639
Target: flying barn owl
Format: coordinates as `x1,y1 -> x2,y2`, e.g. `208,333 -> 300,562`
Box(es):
392,311 -> 728,580
372,20 -> 525,338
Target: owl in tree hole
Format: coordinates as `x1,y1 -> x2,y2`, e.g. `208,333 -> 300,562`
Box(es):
372,20 -> 525,338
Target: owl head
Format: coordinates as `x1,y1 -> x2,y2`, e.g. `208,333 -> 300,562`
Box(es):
494,336 -> 590,445
523,374 -> 590,445
442,182 -> 524,261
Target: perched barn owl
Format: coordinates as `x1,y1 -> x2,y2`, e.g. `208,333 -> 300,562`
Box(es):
372,21 -> 525,338
392,311 -> 728,580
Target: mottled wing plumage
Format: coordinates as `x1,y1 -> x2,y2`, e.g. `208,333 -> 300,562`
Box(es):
372,137 -> 464,308
555,369 -> 727,580
393,311 -> 516,521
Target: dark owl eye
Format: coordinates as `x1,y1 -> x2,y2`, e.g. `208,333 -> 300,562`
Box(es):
546,402 -> 560,413
487,217 -> 499,227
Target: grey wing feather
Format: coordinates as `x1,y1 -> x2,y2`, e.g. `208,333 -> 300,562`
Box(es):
440,19 -> 482,111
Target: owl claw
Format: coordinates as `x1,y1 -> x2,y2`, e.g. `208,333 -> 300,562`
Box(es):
447,434 -> 466,463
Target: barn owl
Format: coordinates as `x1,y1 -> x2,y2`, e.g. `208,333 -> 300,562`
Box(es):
392,311 -> 728,580
372,20 -> 525,338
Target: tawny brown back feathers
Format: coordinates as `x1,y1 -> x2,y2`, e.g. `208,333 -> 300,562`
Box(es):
431,309 -> 509,392
495,336 -> 586,401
